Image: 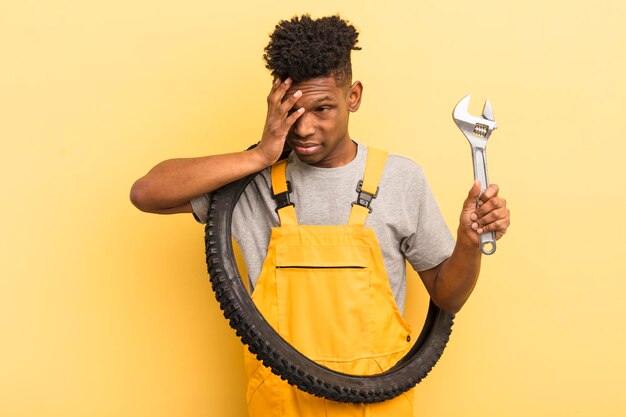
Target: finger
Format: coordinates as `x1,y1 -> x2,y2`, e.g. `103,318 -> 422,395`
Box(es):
268,78 -> 292,106
280,89 -> 303,113
463,180 -> 482,210
478,183 -> 500,205
285,107 -> 305,126
474,196 -> 507,218
477,217 -> 510,237
268,77 -> 282,96
476,220 -> 508,236
474,207 -> 509,228
267,77 -> 283,101
267,78 -> 280,102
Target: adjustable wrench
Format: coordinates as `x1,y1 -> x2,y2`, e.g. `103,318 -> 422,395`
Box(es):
452,95 -> 498,255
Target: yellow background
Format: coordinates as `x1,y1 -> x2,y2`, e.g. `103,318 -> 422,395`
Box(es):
1,1 -> 625,416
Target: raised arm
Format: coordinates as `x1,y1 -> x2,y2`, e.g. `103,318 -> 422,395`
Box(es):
130,78 -> 304,214
418,181 -> 510,314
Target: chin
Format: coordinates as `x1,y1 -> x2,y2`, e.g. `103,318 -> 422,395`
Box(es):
293,150 -> 325,165
293,152 -> 317,162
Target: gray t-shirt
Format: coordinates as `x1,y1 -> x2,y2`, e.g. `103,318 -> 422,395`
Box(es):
191,143 -> 455,312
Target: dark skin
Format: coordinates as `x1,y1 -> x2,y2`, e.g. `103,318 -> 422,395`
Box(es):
257,75 -> 362,168
130,75 -> 510,313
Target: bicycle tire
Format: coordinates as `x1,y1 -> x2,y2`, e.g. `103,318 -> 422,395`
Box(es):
204,156 -> 455,404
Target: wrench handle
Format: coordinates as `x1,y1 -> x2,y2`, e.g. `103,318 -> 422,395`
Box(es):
472,147 -> 497,255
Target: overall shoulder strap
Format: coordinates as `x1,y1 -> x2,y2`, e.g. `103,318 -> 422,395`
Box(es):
270,159 -> 298,226
347,147 -> 389,226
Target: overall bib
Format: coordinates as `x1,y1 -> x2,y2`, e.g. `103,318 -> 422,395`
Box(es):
245,148 -> 415,417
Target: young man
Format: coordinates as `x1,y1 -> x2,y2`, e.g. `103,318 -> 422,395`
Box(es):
131,15 -> 510,417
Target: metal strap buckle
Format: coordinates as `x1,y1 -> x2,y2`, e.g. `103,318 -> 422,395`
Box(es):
352,180 -> 379,213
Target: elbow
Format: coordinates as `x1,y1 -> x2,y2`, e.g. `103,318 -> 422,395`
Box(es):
130,178 -> 154,212
441,303 -> 462,315
432,296 -> 466,315
436,302 -> 462,315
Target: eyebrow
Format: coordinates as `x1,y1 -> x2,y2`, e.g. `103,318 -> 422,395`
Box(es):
313,96 -> 334,103
287,95 -> 336,110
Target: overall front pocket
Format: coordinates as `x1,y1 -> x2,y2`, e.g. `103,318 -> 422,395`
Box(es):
274,244 -> 373,364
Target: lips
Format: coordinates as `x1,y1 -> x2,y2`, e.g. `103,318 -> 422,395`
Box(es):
290,142 -> 320,156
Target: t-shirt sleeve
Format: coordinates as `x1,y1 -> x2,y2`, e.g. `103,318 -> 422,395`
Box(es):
401,168 -> 455,272
190,192 -> 213,224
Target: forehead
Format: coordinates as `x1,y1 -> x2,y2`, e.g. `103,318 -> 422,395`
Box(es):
285,76 -> 347,102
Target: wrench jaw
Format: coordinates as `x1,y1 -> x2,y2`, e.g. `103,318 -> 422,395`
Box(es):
453,95 -> 497,128
482,99 -> 494,122
452,95 -> 472,123
452,95 -> 497,148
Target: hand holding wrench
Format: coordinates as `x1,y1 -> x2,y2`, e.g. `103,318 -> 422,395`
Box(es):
453,95 -> 498,255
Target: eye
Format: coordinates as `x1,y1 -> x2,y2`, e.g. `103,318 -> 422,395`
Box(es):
316,106 -> 332,112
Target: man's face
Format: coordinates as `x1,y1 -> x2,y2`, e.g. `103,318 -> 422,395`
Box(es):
283,75 -> 362,168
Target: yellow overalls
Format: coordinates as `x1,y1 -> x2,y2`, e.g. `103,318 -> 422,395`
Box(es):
244,148 -> 415,417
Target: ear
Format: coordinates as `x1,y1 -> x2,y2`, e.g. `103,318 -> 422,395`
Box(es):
347,81 -> 363,112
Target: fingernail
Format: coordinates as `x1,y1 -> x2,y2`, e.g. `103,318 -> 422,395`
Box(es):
471,223 -> 478,230
470,213 -> 478,221
293,90 -> 302,97
285,78 -> 291,85
477,228 -> 484,234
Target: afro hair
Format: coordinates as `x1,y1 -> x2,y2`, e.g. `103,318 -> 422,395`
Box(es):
263,15 -> 361,85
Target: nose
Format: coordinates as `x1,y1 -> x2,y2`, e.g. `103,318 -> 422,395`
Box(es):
293,111 -> 315,138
